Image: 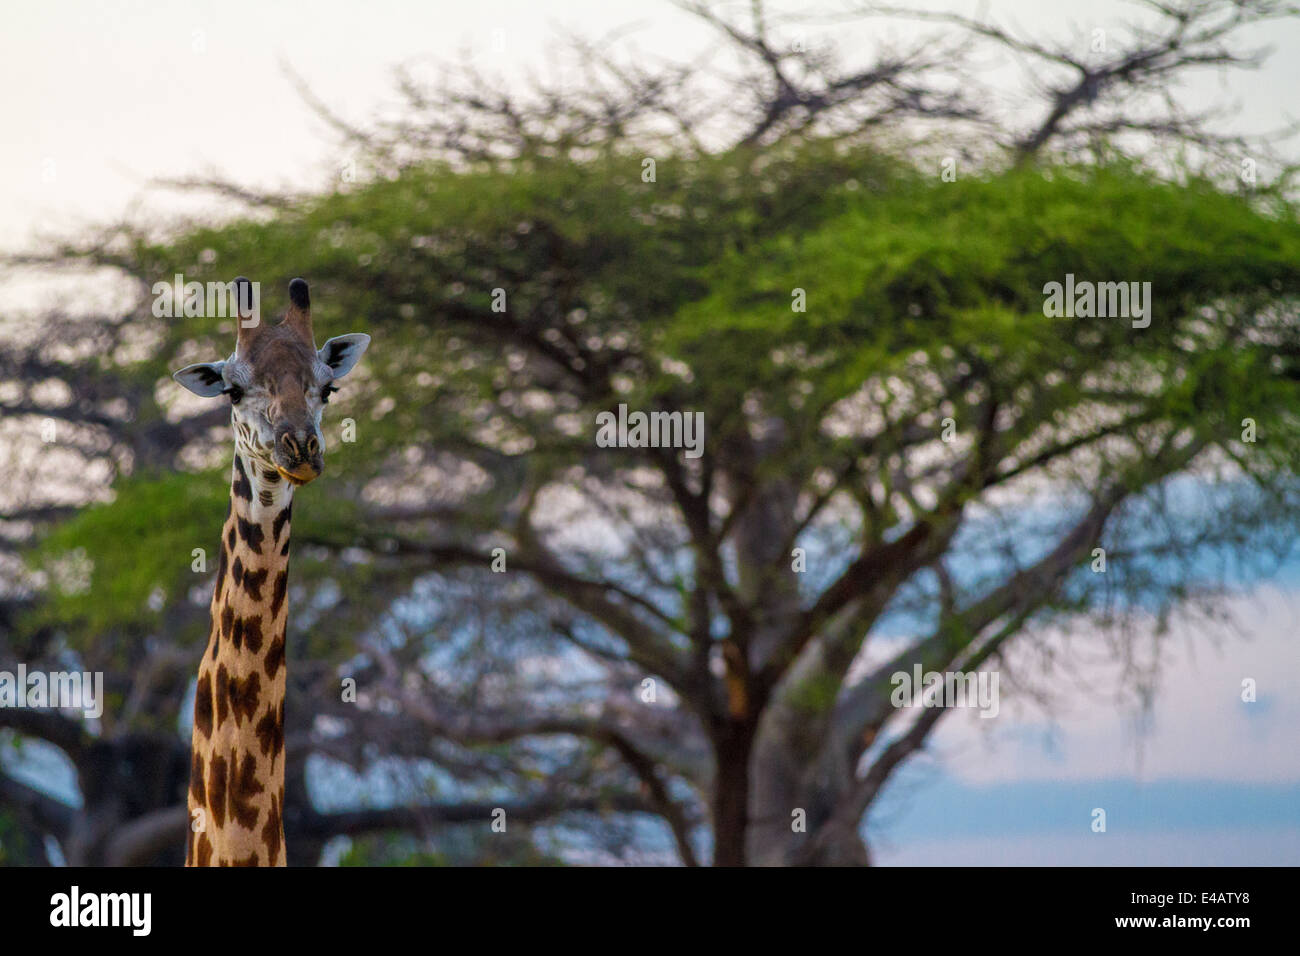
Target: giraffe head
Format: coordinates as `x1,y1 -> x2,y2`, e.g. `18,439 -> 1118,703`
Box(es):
173,277 -> 369,485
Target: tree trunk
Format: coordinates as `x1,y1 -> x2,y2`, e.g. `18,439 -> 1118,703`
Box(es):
65,733 -> 188,865
795,819 -> 872,866
747,664 -> 873,866
711,721 -> 755,866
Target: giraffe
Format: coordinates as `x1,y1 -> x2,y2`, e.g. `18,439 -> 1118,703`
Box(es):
172,277 -> 369,866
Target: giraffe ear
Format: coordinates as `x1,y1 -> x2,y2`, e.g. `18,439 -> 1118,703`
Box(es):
173,361 -> 227,397
318,334 -> 370,378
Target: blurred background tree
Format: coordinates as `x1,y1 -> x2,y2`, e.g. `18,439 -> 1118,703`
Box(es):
3,0 -> 1300,865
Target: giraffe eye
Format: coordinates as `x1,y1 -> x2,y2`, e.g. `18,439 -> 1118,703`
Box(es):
321,384 -> 339,403
223,385 -> 243,405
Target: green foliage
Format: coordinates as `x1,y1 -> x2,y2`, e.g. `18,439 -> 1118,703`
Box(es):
670,164 -> 1300,419
25,472 -> 228,645
132,148 -> 1300,489
0,809 -> 39,865
134,149 -> 1299,440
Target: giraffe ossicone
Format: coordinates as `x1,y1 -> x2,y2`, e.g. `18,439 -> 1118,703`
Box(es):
173,277 -> 369,866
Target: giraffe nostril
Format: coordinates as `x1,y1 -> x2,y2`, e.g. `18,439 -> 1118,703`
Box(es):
306,435 -> 319,456
280,433 -> 298,456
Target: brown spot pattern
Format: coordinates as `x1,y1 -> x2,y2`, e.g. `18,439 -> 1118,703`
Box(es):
189,751 -> 207,803
228,670 -> 261,726
195,832 -> 214,867
237,516 -> 265,554
194,671 -> 213,738
262,794 -> 283,866
228,749 -> 264,830
253,703 -> 283,758
263,631 -> 285,680
214,547 -> 228,601
270,570 -> 288,618
207,754 -> 228,828
215,663 -> 230,728
232,456 -> 252,500
241,614 -> 264,653
272,504 -> 291,542
243,567 -> 268,601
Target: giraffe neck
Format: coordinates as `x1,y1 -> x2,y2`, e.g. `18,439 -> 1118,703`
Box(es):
186,451 -> 293,866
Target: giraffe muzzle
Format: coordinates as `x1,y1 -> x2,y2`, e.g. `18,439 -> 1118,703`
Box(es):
275,429 -> 323,484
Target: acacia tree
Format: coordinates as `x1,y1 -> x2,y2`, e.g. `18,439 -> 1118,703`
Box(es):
3,0 -> 1300,866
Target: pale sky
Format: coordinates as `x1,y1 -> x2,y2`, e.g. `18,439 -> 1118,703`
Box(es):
2,0 -> 1298,260
874,586 -> 1300,864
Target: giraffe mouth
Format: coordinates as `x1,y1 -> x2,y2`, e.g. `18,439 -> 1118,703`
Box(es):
276,465 -> 317,486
